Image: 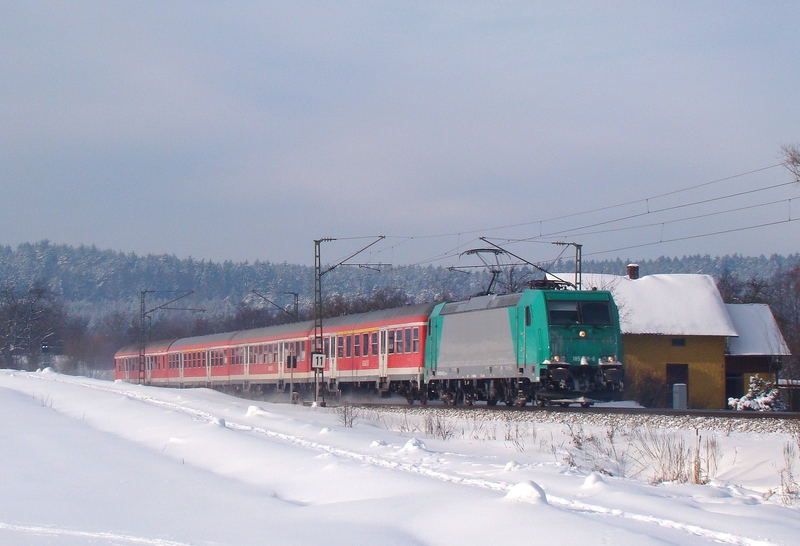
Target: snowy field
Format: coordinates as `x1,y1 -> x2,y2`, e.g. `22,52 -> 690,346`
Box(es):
1,370 -> 799,545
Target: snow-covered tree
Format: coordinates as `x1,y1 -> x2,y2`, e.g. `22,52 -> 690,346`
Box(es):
728,375 -> 786,412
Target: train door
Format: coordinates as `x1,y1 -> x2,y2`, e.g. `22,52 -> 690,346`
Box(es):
379,328 -> 388,378
327,335 -> 336,378
278,342 -> 285,381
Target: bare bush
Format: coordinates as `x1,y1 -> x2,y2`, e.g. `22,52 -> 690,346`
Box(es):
771,442 -> 800,505
466,417 -> 497,441
629,427 -> 694,484
692,430 -> 721,484
563,423 -> 629,476
424,414 -> 455,440
504,420 -> 528,452
338,403 -> 358,428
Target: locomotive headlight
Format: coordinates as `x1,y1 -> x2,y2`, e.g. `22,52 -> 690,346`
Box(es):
579,330 -> 586,338
553,355 -> 560,362
608,356 -> 615,363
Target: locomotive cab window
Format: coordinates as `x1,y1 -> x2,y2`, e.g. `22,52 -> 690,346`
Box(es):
580,302 -> 612,325
548,301 -> 580,325
547,300 -> 612,326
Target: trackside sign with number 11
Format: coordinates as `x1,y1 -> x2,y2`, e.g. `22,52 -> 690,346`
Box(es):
311,353 -> 325,369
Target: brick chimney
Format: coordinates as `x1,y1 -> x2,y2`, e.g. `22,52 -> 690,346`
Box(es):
627,263 -> 640,280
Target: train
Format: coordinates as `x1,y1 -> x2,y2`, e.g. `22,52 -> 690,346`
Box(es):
114,288 -> 624,406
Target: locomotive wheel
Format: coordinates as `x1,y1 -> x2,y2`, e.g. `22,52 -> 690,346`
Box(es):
487,399 -> 498,407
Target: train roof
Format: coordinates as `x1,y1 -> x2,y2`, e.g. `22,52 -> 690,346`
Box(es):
116,338 -> 179,355
440,293 -> 523,315
115,302 -> 439,356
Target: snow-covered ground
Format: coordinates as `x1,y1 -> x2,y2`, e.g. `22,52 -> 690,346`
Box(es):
1,369 -> 799,545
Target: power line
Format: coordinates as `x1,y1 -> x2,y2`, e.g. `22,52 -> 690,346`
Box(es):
500,197 -> 795,243
510,180 -> 797,243
384,162 -> 784,241
584,217 -> 800,258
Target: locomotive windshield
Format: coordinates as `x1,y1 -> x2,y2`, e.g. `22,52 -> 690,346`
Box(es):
547,300 -> 612,326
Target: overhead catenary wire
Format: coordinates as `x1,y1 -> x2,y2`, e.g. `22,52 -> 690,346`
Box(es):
496,197 -> 796,244
331,161 -> 794,269
584,216 -> 800,258
384,162 -> 785,242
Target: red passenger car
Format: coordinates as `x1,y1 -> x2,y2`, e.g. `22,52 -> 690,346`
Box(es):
114,302 -> 436,401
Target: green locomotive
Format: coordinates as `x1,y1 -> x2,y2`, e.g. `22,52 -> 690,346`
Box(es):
424,288 -> 624,406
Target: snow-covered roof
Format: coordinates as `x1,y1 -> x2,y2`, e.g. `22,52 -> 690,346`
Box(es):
552,273 -> 738,337
725,304 -> 791,356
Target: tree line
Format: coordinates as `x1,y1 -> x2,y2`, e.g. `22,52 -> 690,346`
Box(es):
0,284 -> 420,374
2,252 -> 799,379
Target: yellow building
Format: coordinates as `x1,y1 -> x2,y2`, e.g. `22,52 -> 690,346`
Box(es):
623,334 -> 727,409
579,268 -> 738,409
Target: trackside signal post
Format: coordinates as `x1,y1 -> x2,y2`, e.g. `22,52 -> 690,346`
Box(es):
312,236 -> 387,402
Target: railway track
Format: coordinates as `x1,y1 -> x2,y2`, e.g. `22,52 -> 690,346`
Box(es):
346,400 -> 799,419
334,400 -> 800,435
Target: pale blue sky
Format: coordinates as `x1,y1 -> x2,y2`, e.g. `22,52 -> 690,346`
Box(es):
2,2 -> 798,267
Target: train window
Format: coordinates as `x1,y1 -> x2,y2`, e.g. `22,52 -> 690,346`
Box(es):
363,333 -> 370,356
324,337 -> 331,358
405,328 -> 411,354
337,337 -> 344,358
547,301 -> 580,325
371,332 -> 378,356
397,329 -> 405,354
388,330 -> 395,354
412,327 -> 419,352
346,335 -> 352,358
354,334 -> 360,357
580,302 -> 612,325
525,306 -> 532,327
